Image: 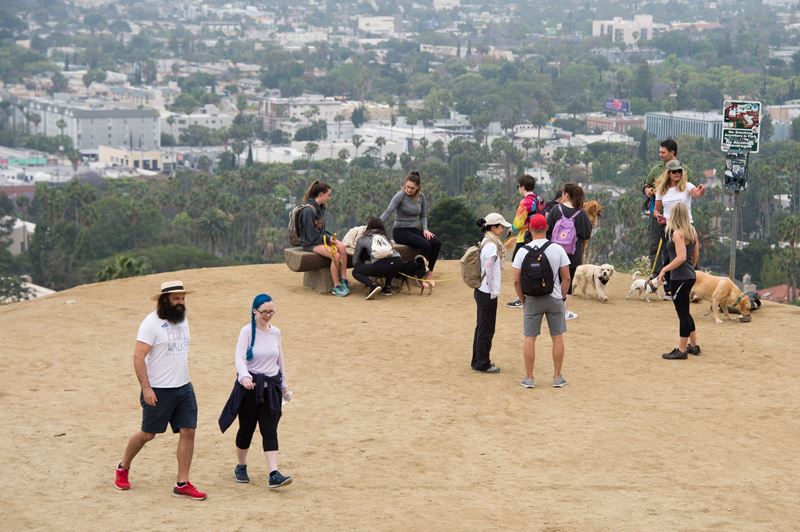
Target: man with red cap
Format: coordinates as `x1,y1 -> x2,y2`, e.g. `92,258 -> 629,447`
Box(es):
512,215 -> 571,390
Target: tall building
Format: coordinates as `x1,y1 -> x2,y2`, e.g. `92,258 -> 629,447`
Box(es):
644,111 -> 724,141
592,15 -> 668,45
15,96 -> 160,152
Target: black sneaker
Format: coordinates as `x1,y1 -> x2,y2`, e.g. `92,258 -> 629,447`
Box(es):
662,348 -> 688,360
381,286 -> 393,297
506,299 -> 523,308
686,344 -> 701,356
365,284 -> 381,300
268,470 -> 293,489
234,464 -> 249,483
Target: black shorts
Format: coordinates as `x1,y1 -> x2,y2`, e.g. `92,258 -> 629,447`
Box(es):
140,382 -> 197,434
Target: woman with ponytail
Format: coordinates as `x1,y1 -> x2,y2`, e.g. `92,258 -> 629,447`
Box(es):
299,180 -> 350,296
219,293 -> 293,489
471,213 -> 512,373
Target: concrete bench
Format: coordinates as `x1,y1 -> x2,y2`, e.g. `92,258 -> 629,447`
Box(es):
284,244 -> 420,293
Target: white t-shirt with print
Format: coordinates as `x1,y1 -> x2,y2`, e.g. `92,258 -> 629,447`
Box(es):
478,239 -> 501,298
136,311 -> 191,388
657,182 -> 696,223
512,239 -> 571,300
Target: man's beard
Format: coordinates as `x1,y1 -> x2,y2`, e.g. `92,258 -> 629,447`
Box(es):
158,300 -> 186,323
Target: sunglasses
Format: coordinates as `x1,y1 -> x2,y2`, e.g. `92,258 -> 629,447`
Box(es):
669,169 -> 683,174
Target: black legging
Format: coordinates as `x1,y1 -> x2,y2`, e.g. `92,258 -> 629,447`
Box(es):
235,388 -> 282,452
472,289 -> 497,371
671,278 -> 696,338
392,227 -> 441,271
352,257 -> 412,288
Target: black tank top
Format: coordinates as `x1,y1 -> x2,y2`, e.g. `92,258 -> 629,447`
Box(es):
666,231 -> 696,281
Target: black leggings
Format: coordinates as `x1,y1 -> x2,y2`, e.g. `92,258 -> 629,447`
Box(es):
392,227 -> 441,271
235,388 -> 281,452
671,278 -> 696,338
352,257 -> 408,287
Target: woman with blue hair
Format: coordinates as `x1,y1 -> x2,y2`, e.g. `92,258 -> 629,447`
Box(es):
218,293 -> 293,489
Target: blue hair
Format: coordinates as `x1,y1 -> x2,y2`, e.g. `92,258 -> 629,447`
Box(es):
247,293 -> 272,360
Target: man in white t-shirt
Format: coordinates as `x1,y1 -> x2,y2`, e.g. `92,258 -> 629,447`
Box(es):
512,214 -> 571,390
114,280 -> 207,500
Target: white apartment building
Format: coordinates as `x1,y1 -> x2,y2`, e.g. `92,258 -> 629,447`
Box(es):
592,15 -> 668,45
357,16 -> 396,36
645,111 -> 724,141
434,0 -> 461,9
15,96 -> 160,152
261,96 -> 344,133
160,106 -> 235,139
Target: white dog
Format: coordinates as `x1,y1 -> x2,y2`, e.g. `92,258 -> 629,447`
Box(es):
626,271 -> 662,303
573,263 -> 615,302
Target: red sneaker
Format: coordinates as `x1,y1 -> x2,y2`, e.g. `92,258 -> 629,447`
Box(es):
172,481 -> 206,500
114,466 -> 130,490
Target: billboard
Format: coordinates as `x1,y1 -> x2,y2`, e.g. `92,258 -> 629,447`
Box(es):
603,98 -> 630,114
721,100 -> 761,153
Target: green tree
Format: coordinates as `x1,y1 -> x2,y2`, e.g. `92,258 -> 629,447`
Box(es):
96,255 -> 150,282
427,197 -> 476,259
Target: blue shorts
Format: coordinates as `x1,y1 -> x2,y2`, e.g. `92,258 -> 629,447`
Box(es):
140,382 -> 197,434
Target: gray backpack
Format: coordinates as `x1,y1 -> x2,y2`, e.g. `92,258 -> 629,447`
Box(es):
288,204 -> 316,246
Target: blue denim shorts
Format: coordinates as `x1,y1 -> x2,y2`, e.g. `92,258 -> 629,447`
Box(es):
140,382 -> 197,434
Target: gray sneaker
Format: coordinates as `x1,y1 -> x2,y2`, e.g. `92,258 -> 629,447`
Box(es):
520,377 -> 535,388
234,464 -> 249,483
473,364 -> 500,374
552,375 -> 568,388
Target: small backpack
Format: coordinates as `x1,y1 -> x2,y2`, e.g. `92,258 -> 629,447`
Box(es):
370,234 -> 394,260
460,240 -> 488,289
551,205 -> 580,255
287,203 -> 316,246
520,242 -> 555,296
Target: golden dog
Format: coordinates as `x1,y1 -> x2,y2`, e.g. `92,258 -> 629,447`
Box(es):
584,200 -> 603,227
691,271 -> 751,324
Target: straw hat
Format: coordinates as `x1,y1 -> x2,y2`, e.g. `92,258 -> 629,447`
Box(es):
151,280 -> 193,301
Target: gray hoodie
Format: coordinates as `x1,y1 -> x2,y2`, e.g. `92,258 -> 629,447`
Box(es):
353,231 -> 401,266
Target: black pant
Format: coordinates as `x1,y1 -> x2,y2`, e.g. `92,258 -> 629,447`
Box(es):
352,257 -> 410,287
472,289 -> 498,371
671,278 -> 696,338
393,227 -> 441,271
235,388 -> 282,452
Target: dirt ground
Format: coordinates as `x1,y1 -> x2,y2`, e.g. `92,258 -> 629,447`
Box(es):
1,261 -> 798,531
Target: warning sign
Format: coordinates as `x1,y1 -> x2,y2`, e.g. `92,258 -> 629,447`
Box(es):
721,100 -> 761,153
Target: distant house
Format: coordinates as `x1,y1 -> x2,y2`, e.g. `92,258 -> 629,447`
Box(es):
2,217 -> 35,256
758,284 -> 797,304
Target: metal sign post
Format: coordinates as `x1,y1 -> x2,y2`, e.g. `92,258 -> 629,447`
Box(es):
722,101 -> 760,281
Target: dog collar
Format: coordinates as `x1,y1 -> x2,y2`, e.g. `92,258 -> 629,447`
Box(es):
734,293 -> 746,305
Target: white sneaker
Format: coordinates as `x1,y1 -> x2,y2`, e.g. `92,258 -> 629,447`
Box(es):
565,311 -> 578,320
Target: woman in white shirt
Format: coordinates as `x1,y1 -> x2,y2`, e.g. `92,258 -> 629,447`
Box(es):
653,159 -> 705,295
224,293 -> 294,489
471,213 -> 512,374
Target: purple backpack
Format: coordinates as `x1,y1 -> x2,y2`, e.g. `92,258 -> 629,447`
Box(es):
551,205 -> 580,255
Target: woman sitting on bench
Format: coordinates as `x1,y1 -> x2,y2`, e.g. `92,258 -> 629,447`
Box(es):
299,181 -> 350,297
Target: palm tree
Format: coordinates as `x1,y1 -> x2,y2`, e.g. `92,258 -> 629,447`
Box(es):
777,214 -> 800,303
231,140 -> 245,168
305,142 -> 319,161
56,119 -> 67,137
29,113 -> 41,134
375,136 -> 387,160
334,113 -> 345,139
351,134 -> 363,157
338,148 -> 350,162
197,208 -> 229,256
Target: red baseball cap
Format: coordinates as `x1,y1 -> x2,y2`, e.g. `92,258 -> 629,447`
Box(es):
529,214 -> 547,231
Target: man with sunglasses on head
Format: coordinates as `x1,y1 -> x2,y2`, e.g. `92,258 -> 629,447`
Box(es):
642,139 -> 679,272
114,280 -> 207,500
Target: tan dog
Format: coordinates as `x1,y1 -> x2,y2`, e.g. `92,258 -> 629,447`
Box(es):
691,271 -> 751,324
573,263 -> 615,302
584,200 -> 603,227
